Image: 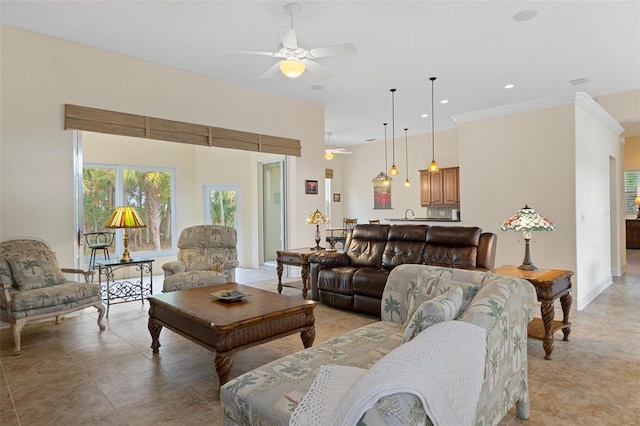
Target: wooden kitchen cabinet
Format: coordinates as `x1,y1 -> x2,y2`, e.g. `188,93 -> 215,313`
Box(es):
420,167 -> 459,206
627,220 -> 640,249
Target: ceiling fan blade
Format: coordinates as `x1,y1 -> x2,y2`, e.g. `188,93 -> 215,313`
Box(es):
228,49 -> 280,58
302,59 -> 333,79
277,26 -> 298,50
308,43 -> 357,58
259,62 -> 282,79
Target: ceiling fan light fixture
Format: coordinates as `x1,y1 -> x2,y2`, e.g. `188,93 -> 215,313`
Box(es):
280,59 -> 305,78
324,151 -> 334,160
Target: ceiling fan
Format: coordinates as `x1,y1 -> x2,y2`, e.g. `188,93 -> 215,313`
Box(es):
324,148 -> 352,160
230,3 -> 357,79
324,132 -> 352,159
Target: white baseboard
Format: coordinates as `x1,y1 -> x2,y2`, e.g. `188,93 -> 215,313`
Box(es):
577,276 -> 612,310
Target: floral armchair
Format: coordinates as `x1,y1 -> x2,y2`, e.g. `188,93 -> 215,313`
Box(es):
161,225 -> 239,292
0,238 -> 106,355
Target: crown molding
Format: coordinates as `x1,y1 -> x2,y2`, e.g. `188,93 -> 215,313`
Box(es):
452,92 -> 624,136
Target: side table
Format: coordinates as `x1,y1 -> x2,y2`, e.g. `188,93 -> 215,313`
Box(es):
492,265 -> 573,360
276,248 -> 322,299
97,258 -> 154,317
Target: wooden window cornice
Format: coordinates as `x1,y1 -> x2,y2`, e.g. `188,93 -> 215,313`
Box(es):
64,104 -> 301,157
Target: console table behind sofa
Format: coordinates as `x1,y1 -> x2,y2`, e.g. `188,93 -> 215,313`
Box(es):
309,224 -> 496,317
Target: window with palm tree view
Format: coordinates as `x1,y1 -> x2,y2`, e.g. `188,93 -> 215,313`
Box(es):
83,165 -> 175,258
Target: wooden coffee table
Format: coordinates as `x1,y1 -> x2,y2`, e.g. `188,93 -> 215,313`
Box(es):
147,283 -> 316,386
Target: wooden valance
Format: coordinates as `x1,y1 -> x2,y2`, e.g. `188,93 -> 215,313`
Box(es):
64,104 -> 301,157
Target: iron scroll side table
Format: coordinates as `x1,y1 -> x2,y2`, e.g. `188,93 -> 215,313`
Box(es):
97,258 -> 154,317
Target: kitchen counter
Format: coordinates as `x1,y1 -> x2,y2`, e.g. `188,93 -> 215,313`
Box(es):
385,218 -> 462,223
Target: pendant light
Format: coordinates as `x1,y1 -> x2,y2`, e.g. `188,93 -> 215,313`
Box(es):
383,123 -> 390,186
428,77 -> 440,173
404,128 -> 411,186
389,88 -> 399,176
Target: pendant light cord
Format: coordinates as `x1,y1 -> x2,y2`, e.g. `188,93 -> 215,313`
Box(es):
383,122 -> 388,171
391,89 -> 396,166
430,77 -> 436,162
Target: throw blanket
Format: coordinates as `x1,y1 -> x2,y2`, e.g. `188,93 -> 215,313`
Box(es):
290,320 -> 487,426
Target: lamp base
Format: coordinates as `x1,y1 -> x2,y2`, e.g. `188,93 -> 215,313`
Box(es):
119,249 -> 132,263
518,237 -> 537,271
310,246 -> 325,251
517,263 -> 538,271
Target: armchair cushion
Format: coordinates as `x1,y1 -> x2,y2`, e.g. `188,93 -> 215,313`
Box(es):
428,275 -> 480,316
403,287 -> 462,342
7,282 -> 102,320
7,252 -> 67,290
162,260 -> 186,275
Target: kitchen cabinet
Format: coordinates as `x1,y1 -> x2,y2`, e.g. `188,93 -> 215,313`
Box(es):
420,167 -> 459,206
627,220 -> 640,249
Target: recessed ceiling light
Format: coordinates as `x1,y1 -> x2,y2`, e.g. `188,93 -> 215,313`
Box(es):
505,84 -> 515,89
440,99 -> 448,104
513,10 -> 538,22
421,113 -> 429,118
311,85 -> 325,90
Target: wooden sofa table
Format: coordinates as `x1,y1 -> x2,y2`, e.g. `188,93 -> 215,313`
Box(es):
147,283 -> 316,386
276,248 -> 323,299
493,265 -> 573,360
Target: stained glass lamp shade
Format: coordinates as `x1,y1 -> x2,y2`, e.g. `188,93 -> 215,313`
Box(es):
501,205 -> 555,271
305,209 -> 330,250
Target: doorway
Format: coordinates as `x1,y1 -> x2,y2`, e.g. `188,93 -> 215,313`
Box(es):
261,160 -> 285,265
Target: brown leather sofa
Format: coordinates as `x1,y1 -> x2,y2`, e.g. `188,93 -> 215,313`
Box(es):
308,224 -> 497,317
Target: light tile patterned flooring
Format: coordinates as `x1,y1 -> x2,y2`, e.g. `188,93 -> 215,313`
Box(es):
1,254 -> 639,425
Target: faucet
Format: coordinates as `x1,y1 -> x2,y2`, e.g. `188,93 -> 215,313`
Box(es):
404,209 -> 415,220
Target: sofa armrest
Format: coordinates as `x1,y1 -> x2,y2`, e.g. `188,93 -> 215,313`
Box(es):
458,275 -> 536,424
61,268 -> 93,283
0,281 -> 12,313
476,233 -> 497,270
162,261 -> 186,276
308,251 -> 350,267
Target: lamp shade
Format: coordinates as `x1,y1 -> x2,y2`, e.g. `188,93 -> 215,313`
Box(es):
635,197 -> 640,206
280,59 -> 305,78
501,205 -> 555,232
105,206 -> 146,229
305,209 -> 329,225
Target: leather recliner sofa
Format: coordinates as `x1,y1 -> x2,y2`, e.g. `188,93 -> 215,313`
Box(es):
308,224 -> 496,317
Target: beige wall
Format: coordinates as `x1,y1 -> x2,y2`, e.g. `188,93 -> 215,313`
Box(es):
623,136 -> 640,171
0,25 -> 325,268
340,128 -> 459,225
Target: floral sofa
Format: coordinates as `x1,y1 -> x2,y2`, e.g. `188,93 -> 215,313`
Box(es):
221,264 -> 537,426
0,238 -> 106,355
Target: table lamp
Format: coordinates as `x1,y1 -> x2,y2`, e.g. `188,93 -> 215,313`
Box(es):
105,206 -> 146,262
501,205 -> 555,271
635,197 -> 640,219
305,209 -> 330,251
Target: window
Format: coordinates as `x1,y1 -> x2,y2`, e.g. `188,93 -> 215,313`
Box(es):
624,170 -> 640,217
83,164 -> 176,259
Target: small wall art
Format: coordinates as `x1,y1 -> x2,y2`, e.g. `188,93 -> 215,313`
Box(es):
305,180 -> 318,194
333,193 -> 341,202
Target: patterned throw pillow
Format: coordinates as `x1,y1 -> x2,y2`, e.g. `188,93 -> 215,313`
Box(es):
427,275 -> 480,315
403,287 -> 463,343
404,270 -> 439,325
0,257 -> 14,286
7,253 -> 67,290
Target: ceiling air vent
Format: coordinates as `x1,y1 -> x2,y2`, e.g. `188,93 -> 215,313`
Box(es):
569,77 -> 591,86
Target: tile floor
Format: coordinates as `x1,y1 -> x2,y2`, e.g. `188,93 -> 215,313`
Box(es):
1,255 -> 639,425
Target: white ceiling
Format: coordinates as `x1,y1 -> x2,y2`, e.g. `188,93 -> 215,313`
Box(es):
2,1 -> 639,146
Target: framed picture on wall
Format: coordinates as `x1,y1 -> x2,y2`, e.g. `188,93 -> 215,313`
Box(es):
333,193 -> 341,202
305,180 -> 318,194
